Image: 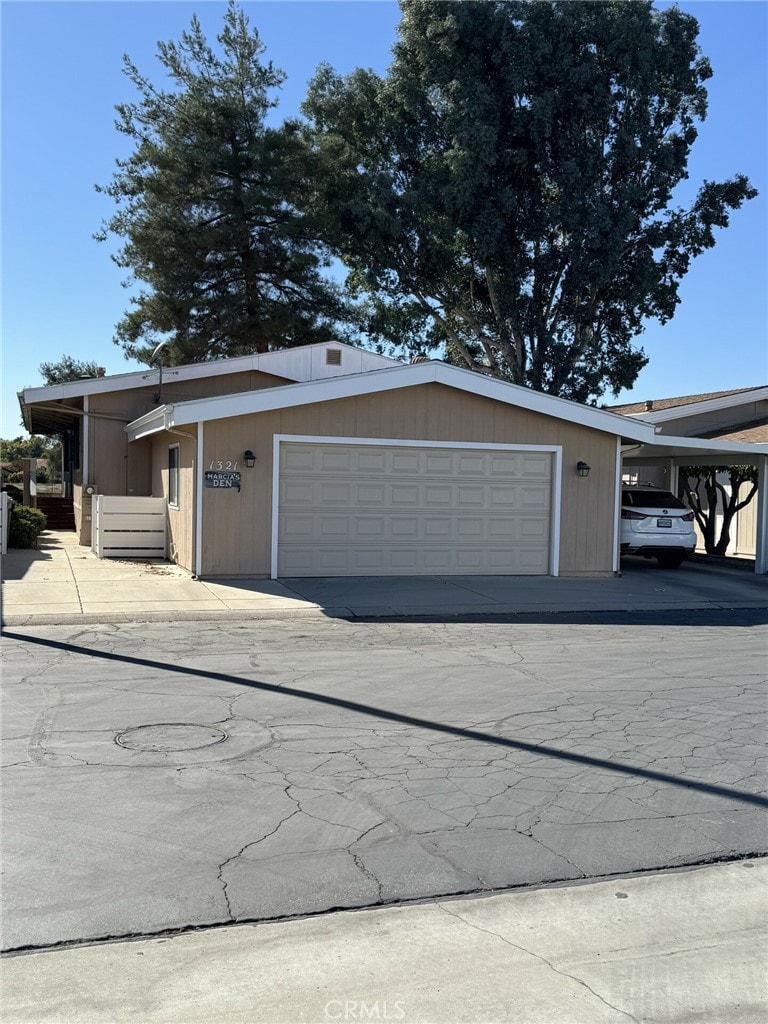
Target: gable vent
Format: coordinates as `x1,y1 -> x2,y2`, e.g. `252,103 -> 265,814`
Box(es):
326,349 -> 342,366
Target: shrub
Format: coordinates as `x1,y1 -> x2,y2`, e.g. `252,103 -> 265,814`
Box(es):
8,505 -> 48,548
2,484 -> 23,503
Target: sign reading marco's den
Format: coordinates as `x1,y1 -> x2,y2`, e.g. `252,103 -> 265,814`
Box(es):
204,470 -> 241,490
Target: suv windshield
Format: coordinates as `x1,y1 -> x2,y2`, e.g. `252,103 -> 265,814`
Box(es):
622,490 -> 687,510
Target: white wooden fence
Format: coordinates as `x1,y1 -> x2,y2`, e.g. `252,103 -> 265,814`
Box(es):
1,492 -> 9,555
92,495 -> 167,559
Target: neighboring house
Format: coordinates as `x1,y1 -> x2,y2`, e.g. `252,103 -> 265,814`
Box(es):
19,344 -> 768,578
610,387 -> 768,557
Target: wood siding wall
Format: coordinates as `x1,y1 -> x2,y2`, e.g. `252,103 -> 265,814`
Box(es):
61,369 -> 288,547
150,429 -> 197,572
191,383 -> 618,577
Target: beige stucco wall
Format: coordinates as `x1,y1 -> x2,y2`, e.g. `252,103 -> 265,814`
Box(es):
175,383 -> 619,578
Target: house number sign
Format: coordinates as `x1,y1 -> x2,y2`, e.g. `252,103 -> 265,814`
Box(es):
204,470 -> 241,490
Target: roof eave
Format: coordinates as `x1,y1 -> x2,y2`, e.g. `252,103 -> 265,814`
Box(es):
630,434 -> 768,461
126,362 -> 659,443
126,407 -> 169,441
623,387 -> 768,425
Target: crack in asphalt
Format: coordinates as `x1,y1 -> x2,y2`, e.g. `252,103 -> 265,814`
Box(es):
2,617 -> 766,952
217,806 -> 302,921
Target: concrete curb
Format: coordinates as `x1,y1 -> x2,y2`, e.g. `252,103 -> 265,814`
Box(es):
2,859 -> 765,1024
3,600 -> 767,628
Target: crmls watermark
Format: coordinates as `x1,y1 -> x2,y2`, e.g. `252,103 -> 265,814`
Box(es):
324,999 -> 406,1020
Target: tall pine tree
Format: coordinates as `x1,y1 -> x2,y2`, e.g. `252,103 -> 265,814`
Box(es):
98,2 -> 355,365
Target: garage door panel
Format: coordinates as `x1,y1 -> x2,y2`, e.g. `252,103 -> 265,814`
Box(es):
392,485 -> 421,505
522,455 -> 552,475
423,517 -> 452,537
321,450 -> 354,471
277,443 -> 553,577
458,454 -> 486,473
283,481 -> 315,504
457,518 -> 483,538
391,453 -> 420,473
281,479 -> 551,513
520,518 -> 549,538
390,549 -> 419,571
424,486 -> 452,505
522,486 -> 550,508
359,452 -> 386,473
281,541 -> 551,576
391,517 -> 419,538
282,448 -> 315,472
356,484 -> 386,504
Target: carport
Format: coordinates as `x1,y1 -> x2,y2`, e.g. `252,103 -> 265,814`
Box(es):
622,436 -> 768,573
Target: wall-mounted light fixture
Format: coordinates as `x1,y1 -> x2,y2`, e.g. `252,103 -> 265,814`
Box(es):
576,461 -> 591,478
243,450 -> 256,468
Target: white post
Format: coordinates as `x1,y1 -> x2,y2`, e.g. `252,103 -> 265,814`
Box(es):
91,494 -> 102,558
612,437 -> 622,574
194,423 -> 203,578
82,395 -> 90,487
666,458 -> 678,496
755,454 -> 767,574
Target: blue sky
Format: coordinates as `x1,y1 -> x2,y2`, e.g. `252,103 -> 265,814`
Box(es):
2,1 -> 766,438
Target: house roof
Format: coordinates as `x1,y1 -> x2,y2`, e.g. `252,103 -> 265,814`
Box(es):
608,386 -> 768,426
19,342 -> 401,406
699,416 -> 768,444
126,360 -> 662,444
607,386 -> 762,416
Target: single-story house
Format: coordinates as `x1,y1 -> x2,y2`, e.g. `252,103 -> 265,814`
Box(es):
610,387 -> 768,558
19,343 -> 768,577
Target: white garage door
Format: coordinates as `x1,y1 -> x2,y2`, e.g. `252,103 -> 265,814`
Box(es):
276,442 -> 554,577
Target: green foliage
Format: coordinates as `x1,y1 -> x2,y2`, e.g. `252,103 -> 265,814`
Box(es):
39,355 -> 104,385
2,484 -> 23,503
1,436 -> 62,485
0,436 -> 53,461
97,1 -> 359,366
8,505 -> 48,549
680,465 -> 758,556
303,0 -> 756,403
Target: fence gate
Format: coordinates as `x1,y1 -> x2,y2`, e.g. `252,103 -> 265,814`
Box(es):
92,496 -> 166,559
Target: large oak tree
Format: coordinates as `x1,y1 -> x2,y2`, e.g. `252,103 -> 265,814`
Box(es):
303,0 -> 756,402
98,2 -> 355,366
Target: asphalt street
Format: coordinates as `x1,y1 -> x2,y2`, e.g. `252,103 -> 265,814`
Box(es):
2,609 -> 766,951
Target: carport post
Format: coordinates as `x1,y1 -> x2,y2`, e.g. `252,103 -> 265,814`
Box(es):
756,454 -> 767,574
666,459 -> 679,495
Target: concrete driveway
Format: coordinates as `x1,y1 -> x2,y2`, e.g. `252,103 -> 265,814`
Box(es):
2,610 -> 766,951
2,530 -> 766,626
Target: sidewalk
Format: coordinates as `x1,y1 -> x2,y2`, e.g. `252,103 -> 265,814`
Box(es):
1,531 -> 321,625
1,859 -> 765,1024
2,529 -> 766,627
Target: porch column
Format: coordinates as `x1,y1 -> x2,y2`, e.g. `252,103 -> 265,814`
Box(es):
22,458 -> 37,507
756,454 -> 767,574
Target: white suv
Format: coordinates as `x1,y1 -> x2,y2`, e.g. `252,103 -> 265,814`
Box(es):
620,485 -> 696,569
